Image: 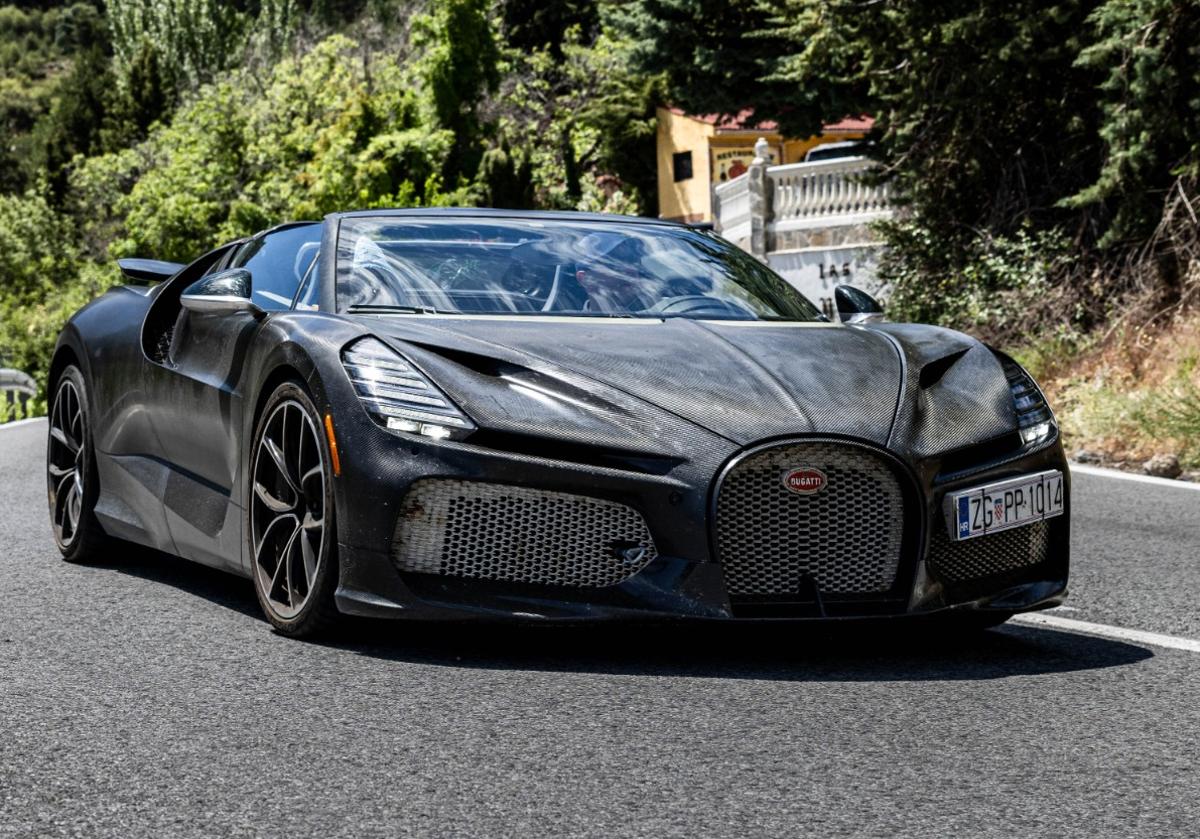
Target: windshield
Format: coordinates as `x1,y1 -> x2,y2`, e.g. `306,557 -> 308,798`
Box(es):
335,217 -> 824,321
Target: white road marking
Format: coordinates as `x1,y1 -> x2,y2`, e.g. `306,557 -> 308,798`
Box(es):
1012,612 -> 1200,653
1070,462 -> 1200,492
0,417 -> 45,431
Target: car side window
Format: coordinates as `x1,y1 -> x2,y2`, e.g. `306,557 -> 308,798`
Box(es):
292,252 -> 321,311
230,224 -> 322,312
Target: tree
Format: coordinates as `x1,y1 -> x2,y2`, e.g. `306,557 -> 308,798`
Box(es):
475,141 -> 534,208
498,0 -> 598,59
36,46 -> 116,198
488,24 -> 661,213
610,0 -> 806,129
103,39 -> 178,149
412,0 -> 501,183
1067,0 -> 1200,246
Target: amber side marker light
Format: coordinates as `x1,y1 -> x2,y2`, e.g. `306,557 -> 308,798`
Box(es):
324,413 -> 342,477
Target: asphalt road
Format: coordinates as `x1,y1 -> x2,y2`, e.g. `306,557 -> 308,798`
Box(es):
1,418 -> 1198,837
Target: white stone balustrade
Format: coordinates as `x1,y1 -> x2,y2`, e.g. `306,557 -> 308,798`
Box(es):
768,157 -> 890,231
713,146 -> 891,258
713,175 -> 751,247
711,138 -> 894,308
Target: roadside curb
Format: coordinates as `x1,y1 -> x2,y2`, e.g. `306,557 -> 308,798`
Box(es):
0,417 -> 45,432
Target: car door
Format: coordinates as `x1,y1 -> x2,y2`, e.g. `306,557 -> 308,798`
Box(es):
156,223 -> 323,569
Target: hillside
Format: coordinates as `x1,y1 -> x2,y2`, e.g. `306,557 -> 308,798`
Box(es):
1,0 -> 1197,463
1038,307 -> 1200,477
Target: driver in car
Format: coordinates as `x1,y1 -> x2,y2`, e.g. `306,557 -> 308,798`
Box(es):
573,231 -> 657,314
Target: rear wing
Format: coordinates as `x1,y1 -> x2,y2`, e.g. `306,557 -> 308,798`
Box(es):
117,258 -> 184,285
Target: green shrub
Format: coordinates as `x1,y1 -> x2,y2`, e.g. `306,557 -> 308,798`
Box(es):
0,262 -> 115,396
1134,355 -> 1200,464
878,218 -> 1075,343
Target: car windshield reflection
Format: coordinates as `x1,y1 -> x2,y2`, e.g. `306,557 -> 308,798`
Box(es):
335,217 -> 825,321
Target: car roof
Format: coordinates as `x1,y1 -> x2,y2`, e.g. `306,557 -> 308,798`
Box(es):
324,207 -> 689,228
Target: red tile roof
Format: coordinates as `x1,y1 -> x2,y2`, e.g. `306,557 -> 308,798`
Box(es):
665,106 -> 873,135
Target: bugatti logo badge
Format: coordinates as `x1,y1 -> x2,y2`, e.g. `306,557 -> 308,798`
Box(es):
782,467 -> 827,495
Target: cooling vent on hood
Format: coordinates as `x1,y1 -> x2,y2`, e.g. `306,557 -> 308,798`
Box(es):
918,349 -> 970,389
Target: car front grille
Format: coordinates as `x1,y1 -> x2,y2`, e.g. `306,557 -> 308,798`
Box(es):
927,519 -> 1049,588
392,479 -> 657,588
714,441 -> 908,597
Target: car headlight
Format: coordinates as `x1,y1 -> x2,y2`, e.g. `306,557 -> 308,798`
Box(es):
996,354 -> 1056,446
341,337 -> 476,441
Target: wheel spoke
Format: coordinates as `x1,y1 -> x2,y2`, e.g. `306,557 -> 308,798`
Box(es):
257,513 -> 299,603
281,524 -> 300,604
302,513 -> 323,534
49,425 -> 79,456
66,482 -> 82,534
296,408 -> 307,483
261,437 -> 298,496
253,480 -> 294,514
52,472 -> 72,532
48,462 -> 73,478
299,530 -> 317,591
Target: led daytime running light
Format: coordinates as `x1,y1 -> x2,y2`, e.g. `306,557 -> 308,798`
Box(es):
342,338 -> 475,440
999,355 -> 1056,446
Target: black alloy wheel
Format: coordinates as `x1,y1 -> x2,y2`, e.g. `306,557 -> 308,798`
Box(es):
47,365 -> 110,562
249,382 -> 341,637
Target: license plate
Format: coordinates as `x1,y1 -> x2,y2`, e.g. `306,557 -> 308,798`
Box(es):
945,469 -> 1064,541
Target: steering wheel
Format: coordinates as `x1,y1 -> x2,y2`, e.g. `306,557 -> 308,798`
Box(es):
646,295 -> 755,318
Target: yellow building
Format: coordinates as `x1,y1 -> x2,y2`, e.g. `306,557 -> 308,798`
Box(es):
655,107 -> 873,223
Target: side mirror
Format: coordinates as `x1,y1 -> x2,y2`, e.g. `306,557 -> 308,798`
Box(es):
180,268 -> 264,317
834,284 -> 885,324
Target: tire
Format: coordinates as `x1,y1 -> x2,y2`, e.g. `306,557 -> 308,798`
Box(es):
248,380 -> 342,638
47,365 -> 111,563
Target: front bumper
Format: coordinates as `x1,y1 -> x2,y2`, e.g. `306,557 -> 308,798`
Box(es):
327,397 -> 1069,623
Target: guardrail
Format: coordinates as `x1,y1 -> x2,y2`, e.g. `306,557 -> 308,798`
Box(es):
1,368 -> 37,423
713,138 -> 892,258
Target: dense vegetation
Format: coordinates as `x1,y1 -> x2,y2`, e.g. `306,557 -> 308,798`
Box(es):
619,0 -> 1200,337
1,0 -> 1197,443
0,0 -> 659,401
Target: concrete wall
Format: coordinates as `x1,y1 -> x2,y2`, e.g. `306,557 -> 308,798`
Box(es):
768,246 -> 884,319
656,108 -> 715,223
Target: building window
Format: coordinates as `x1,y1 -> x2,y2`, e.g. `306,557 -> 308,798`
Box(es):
672,151 -> 693,182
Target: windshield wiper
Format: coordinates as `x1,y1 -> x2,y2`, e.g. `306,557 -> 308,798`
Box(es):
346,304 -> 441,315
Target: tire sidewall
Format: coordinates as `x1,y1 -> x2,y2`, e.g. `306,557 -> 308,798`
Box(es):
248,380 -> 339,634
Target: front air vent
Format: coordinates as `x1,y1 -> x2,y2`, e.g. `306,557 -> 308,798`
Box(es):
927,517 -> 1053,601
918,349 -> 969,388
392,479 -> 657,588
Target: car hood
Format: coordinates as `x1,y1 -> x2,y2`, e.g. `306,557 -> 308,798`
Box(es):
362,316 -> 1017,456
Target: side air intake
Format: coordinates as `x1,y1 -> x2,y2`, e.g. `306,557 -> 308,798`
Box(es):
392,479 -> 657,588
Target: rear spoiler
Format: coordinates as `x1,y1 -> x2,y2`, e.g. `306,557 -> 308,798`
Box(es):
118,258 -> 184,285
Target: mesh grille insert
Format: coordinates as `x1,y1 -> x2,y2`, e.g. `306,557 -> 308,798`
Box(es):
393,479 -> 657,588
715,442 -> 907,596
928,520 -> 1048,586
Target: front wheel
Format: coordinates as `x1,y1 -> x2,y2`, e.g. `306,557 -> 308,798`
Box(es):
249,381 -> 342,638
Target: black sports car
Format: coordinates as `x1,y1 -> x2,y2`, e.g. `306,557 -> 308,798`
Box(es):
48,210 -> 1068,637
